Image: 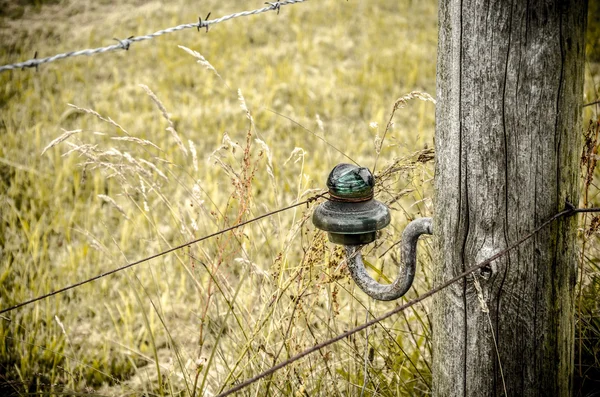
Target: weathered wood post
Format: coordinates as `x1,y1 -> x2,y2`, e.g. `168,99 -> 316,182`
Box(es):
432,1 -> 587,395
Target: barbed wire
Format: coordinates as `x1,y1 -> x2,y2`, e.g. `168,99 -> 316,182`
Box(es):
0,0 -> 307,73
0,192 -> 326,316
215,204 -> 600,397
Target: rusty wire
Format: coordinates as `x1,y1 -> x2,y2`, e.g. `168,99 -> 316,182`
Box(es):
215,204 -> 600,397
2,197 -> 598,394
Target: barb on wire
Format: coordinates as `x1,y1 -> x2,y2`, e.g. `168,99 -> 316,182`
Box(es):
197,12 -> 212,32
113,36 -> 134,51
24,51 -> 39,72
0,192 -> 326,316
215,204 -> 600,397
0,0 -> 308,73
265,2 -> 282,14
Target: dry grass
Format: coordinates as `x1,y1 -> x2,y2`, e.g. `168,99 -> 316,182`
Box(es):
1,0 -> 598,396
0,1 -> 437,395
577,4 -> 600,394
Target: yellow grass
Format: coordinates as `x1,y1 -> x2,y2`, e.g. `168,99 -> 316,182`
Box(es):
0,1 -> 438,395
1,0 -> 598,396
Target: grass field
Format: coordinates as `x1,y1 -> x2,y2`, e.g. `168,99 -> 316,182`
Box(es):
0,0 -> 598,396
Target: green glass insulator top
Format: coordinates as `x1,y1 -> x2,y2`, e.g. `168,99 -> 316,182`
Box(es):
313,163 -> 390,245
327,163 -> 374,200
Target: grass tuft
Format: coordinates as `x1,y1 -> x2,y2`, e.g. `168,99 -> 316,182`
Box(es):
2,0 -> 598,396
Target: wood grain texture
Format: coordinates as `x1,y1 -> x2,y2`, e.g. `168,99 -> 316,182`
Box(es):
432,1 -> 587,395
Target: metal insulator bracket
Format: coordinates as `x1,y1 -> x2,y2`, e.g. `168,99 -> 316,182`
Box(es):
312,163 -> 432,301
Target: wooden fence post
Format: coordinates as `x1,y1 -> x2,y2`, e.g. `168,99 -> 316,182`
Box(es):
432,1 -> 587,395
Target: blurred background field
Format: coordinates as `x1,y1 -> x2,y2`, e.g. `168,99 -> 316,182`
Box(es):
0,0 -> 598,396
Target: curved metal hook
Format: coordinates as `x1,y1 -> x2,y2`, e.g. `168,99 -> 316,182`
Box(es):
345,217 -> 433,301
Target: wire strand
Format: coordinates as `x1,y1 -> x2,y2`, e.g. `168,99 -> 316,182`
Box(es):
215,205 -> 600,397
0,192 -> 326,315
583,100 -> 600,108
0,0 -> 307,73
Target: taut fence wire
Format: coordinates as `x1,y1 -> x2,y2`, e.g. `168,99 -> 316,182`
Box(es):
0,0 -> 307,73
215,203 -> 600,397
0,192 -> 326,316
1,170 -> 598,394
1,179 -> 598,394
584,99 -> 600,108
